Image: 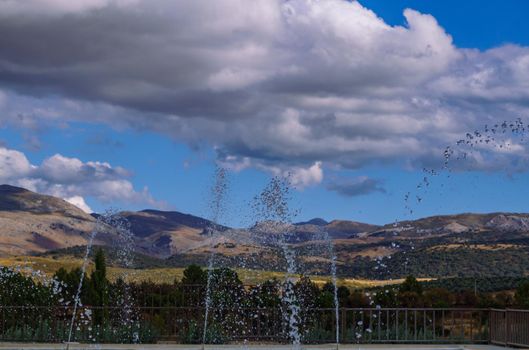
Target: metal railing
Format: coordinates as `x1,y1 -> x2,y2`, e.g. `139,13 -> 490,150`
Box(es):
490,309 -> 529,347
340,308 -> 490,344
0,306 -> 517,344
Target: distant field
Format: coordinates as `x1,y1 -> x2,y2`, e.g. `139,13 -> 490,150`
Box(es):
0,255 -> 420,288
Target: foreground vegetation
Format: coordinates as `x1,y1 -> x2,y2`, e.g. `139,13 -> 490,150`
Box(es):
1,249 -> 529,344
0,254 -> 409,289
40,242 -> 529,280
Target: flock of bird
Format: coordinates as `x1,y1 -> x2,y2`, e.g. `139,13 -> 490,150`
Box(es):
404,117 -> 528,216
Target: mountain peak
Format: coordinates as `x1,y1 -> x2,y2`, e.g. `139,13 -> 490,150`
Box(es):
295,218 -> 329,226
0,184 -> 90,220
0,184 -> 29,194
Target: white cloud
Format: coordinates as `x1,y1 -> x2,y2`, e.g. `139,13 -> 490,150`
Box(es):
0,147 -> 34,180
261,161 -> 324,189
0,146 -> 164,212
38,154 -> 129,184
289,162 -> 323,189
65,195 -> 92,213
0,0 -> 528,179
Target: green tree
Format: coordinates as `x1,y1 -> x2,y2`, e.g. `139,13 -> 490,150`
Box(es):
349,290 -> 370,307
209,267 -> 244,307
54,267 -> 86,301
318,282 -> 337,308
423,288 -> 454,308
294,276 -> 320,309
248,279 -> 281,308
337,286 -> 351,307
515,281 -> 529,308
398,276 -> 424,307
398,291 -> 423,307
0,267 -> 56,306
181,264 -> 207,285
88,248 -> 110,325
399,276 -> 423,295
456,290 -> 479,307
374,288 -> 397,308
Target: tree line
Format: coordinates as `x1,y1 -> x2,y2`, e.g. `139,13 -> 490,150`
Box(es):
2,249 -> 529,311
1,249 -> 529,343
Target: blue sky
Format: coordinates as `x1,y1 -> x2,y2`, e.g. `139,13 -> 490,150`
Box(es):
1,0 -> 529,227
361,0 -> 529,49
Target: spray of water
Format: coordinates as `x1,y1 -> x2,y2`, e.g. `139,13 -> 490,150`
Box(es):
251,176 -> 302,345
65,209 -> 138,346
66,215 -> 103,346
322,230 -> 340,345
202,166 -> 229,346
103,212 -> 139,343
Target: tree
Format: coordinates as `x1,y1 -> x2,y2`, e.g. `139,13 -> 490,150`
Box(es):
397,276 -> 424,307
54,267 -> 85,300
399,276 -> 423,295
457,290 -> 479,307
349,290 -> 370,308
209,267 -> 244,307
182,264 -> 207,285
398,291 -> 422,307
515,281 -> 529,309
248,279 -> 281,308
337,286 -> 351,307
494,291 -> 514,308
0,267 -> 56,306
88,248 -> 110,325
423,288 -> 454,308
374,288 -> 397,308
294,276 -> 320,310
318,282 -> 337,308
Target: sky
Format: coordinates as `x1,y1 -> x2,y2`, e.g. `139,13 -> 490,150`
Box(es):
1,0 -> 529,227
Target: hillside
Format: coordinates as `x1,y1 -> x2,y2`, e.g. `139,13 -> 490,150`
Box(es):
0,185 -> 100,255
0,185 -> 220,258
120,209 -> 216,258
2,184 -> 529,279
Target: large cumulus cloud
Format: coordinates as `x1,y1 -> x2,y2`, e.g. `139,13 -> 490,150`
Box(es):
1,0 -> 529,185
0,146 -> 164,212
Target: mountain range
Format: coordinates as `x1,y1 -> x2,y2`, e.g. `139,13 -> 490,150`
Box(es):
1,184 -> 529,279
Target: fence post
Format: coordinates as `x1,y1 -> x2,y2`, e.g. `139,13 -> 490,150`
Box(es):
504,309 -> 508,347
505,309 -> 510,347
488,309 -> 492,344
340,308 -> 346,343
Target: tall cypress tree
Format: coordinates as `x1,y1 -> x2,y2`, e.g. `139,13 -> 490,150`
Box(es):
90,248 -> 109,325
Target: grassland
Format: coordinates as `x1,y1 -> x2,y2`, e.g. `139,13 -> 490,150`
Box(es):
0,255 -> 418,289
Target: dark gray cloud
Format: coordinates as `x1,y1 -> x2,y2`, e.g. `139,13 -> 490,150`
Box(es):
85,133 -> 124,149
326,176 -> 386,197
0,0 -> 529,185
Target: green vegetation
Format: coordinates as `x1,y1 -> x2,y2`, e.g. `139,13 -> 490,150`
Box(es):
422,276 -> 529,293
341,246 -> 529,278
2,249 -> 529,344
515,281 -> 529,308
39,242 -> 529,281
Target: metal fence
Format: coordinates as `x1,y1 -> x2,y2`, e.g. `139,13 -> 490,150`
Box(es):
490,309 -> 529,347
340,308 -> 490,344
0,306 -> 515,345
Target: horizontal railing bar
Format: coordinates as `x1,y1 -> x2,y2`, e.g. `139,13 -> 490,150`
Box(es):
491,308 -> 529,313
341,308 -> 491,311
0,306 -> 493,310
1,307 -> 526,346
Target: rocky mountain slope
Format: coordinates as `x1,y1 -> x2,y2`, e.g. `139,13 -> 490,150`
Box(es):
2,184 -> 529,278
0,185 -> 99,255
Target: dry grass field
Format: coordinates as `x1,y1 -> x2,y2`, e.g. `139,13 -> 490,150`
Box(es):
0,255 -> 426,288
